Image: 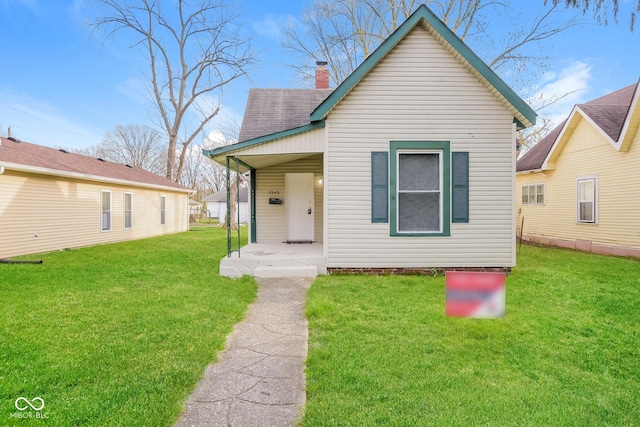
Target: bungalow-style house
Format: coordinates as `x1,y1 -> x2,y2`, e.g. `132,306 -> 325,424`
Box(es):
202,187 -> 249,223
0,136 -> 192,258
204,5 -> 536,277
516,80 -> 640,258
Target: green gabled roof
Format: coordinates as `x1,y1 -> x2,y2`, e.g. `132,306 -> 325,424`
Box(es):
310,4 -> 536,128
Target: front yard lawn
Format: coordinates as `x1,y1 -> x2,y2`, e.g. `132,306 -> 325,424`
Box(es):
303,245 -> 640,426
0,227 -> 255,426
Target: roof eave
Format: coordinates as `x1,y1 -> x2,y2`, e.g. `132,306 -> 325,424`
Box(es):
1,161 -> 193,194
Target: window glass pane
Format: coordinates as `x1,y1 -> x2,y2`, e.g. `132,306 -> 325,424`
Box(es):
398,154 -> 439,191
579,180 -> 594,201
522,186 -> 529,204
536,185 -> 544,204
102,191 -> 110,209
124,194 -> 132,229
161,196 -> 166,225
101,192 -> 111,231
579,201 -> 593,222
398,193 -> 440,232
528,185 -> 536,201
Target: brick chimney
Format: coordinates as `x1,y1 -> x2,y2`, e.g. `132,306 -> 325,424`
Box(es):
315,60 -> 329,89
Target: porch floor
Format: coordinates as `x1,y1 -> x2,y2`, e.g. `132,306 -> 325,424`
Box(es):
219,242 -> 326,278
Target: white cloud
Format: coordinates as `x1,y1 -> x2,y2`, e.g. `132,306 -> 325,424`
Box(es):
251,13 -> 299,41
529,61 -> 593,126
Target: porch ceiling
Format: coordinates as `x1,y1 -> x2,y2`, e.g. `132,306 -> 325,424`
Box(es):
212,152 -> 321,171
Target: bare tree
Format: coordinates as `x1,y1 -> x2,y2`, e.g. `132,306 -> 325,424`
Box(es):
90,0 -> 255,182
546,0 -> 640,30
101,124 -> 164,173
284,0 -> 581,150
73,124 -> 164,173
284,1 -> 579,88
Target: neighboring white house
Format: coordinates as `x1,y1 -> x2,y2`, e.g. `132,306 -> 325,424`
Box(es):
202,187 -> 249,223
0,136 -> 192,258
204,5 -> 536,275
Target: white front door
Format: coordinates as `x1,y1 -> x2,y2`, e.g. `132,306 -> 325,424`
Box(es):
285,173 -> 315,242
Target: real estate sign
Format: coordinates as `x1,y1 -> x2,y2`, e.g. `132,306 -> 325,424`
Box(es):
445,271 -> 506,318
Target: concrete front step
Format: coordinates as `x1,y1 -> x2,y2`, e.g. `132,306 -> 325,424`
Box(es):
253,265 -> 318,278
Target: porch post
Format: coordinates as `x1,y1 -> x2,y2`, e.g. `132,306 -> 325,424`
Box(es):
225,156 -> 231,258
250,169 -> 256,243
235,157 -> 241,256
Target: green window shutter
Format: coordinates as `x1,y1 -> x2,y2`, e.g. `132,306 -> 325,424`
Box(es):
452,152 -> 469,223
371,152 -> 389,223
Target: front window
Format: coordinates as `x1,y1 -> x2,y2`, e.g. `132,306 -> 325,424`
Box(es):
398,152 -> 442,232
124,193 -> 133,229
390,141 -> 451,236
160,195 -> 166,225
522,183 -> 545,205
577,177 -> 597,223
101,191 -> 111,231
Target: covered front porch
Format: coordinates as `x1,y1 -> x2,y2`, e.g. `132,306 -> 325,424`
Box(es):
219,242 -> 326,278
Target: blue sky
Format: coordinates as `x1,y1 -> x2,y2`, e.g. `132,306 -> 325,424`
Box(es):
1,0 -> 639,150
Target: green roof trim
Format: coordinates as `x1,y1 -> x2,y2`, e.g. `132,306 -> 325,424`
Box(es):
309,4 -> 536,128
202,121 -> 326,158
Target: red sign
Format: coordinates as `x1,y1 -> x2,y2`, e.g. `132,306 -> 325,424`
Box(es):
445,271 -> 506,318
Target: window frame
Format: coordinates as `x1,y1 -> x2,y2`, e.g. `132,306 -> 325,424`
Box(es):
521,183 -> 545,205
124,192 -> 133,230
389,141 -> 451,237
101,190 -> 112,232
576,176 -> 597,224
160,195 -> 167,226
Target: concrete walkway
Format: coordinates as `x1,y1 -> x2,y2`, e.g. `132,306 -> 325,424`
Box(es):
175,277 -> 313,427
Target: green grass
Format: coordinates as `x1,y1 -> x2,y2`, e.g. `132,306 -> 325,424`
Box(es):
0,227 -> 255,426
303,245 -> 640,426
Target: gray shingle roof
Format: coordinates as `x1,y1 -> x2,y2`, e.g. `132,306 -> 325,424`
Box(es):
0,137 -> 190,191
202,187 -> 248,202
238,89 -> 333,142
517,82 -> 639,172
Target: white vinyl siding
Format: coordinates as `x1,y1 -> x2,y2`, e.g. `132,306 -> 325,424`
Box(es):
255,155 -> 323,243
577,177 -> 597,223
325,25 -> 516,268
101,190 -> 111,231
124,192 -> 133,229
522,183 -> 545,205
233,128 -> 324,156
0,171 -> 190,259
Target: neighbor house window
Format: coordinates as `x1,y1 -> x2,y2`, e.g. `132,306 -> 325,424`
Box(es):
522,183 -> 545,205
577,176 -> 597,223
124,192 -> 133,229
390,141 -> 451,236
101,190 -> 111,231
160,195 -> 166,225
